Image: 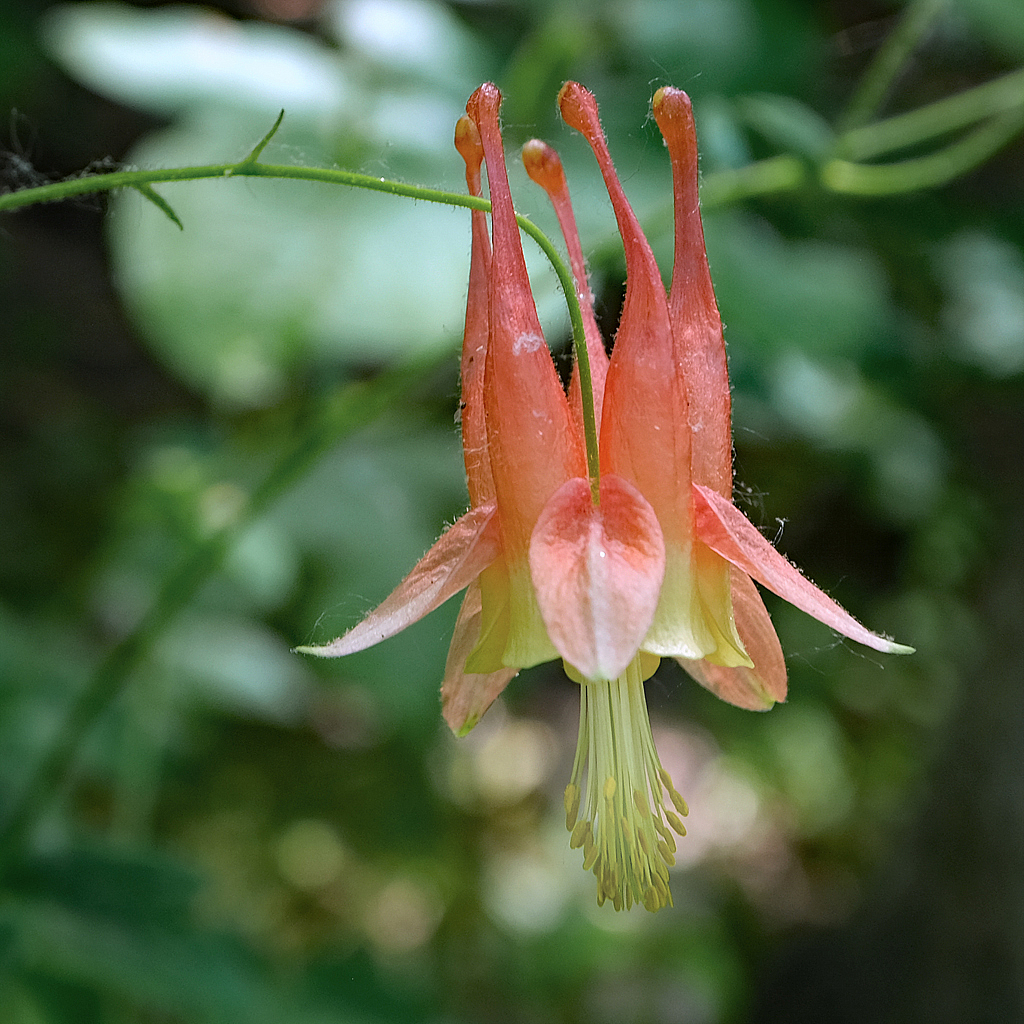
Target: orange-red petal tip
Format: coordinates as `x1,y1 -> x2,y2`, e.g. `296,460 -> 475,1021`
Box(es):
557,81 -> 601,139
296,504 -> 500,659
651,86 -> 693,124
521,138 -> 566,193
467,82 -> 501,122
692,484 -> 915,656
455,114 -> 484,170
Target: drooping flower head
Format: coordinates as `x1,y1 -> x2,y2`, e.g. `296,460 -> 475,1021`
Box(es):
298,82 -> 912,912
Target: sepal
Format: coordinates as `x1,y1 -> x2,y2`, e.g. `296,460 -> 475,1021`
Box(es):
678,570 -> 786,710
296,503 -> 501,658
692,484 -> 914,655
441,581 -> 518,735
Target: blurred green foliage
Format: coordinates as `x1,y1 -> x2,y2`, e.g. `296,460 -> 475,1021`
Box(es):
1,1 -> 1022,1022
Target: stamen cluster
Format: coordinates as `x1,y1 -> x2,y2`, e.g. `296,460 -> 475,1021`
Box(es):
564,656 -> 689,911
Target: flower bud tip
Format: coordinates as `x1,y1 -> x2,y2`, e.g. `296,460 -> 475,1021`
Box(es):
454,114 -> 484,172
521,138 -> 566,194
651,85 -> 693,124
557,81 -> 600,138
467,82 -> 501,122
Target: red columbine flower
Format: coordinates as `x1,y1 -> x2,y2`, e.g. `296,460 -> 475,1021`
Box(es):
299,82 -> 911,912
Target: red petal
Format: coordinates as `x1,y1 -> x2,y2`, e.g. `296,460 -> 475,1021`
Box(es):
441,581 -> 518,736
455,114 -> 495,506
558,82 -> 693,556
652,87 -> 732,497
467,84 -> 585,559
679,570 -> 787,710
296,503 -> 501,658
692,484 -> 914,655
529,475 -> 665,681
521,137 -> 608,435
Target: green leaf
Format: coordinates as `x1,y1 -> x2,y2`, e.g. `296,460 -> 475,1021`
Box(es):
235,109 -> 286,168
2,845 -> 385,1023
132,183 -> 183,229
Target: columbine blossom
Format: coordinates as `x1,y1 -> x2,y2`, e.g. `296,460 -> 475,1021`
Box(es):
298,82 -> 911,912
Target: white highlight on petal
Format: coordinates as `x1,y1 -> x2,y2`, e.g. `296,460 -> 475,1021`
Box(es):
513,332 -> 545,355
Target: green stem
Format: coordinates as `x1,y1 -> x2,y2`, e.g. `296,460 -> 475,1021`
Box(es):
0,160 -> 490,214
0,151 -> 601,493
838,67 -> 1024,161
699,154 -> 807,209
0,356 -> 442,868
823,106 -> 1024,195
839,0 -> 948,134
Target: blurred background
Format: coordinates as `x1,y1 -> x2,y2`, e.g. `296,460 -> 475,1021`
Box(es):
1,0 -> 1022,1022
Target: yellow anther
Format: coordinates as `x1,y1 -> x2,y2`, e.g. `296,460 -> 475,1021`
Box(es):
603,776 -> 617,802
657,840 -> 676,867
620,814 -> 634,847
665,810 -> 687,837
625,884 -> 638,911
643,886 -> 663,912
564,783 -> 580,826
570,819 -> 590,849
637,826 -> 651,856
632,788 -> 651,818
661,826 -> 677,854
658,769 -> 689,816
653,874 -> 672,908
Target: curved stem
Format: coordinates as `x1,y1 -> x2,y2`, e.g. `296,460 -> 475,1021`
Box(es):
839,0 -> 948,134
522,213 -> 601,492
823,106 -> 1024,195
699,154 -> 807,209
1,160 -> 602,498
0,159 -> 493,214
838,67 -> 1024,161
0,151 -> 600,478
